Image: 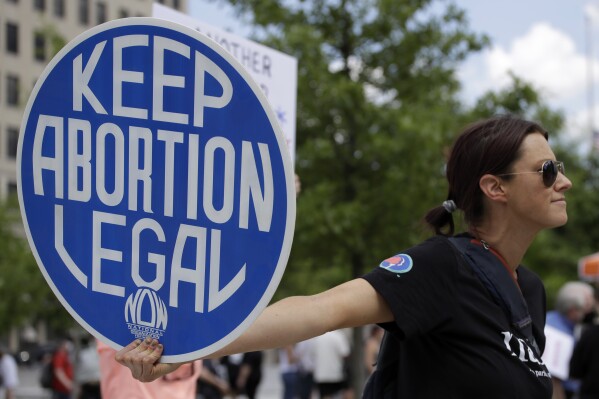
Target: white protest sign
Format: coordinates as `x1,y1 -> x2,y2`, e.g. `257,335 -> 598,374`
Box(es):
541,325 -> 575,380
153,3 -> 298,165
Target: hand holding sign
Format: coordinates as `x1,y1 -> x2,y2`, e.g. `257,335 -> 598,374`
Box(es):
115,338 -> 179,382
18,18 -> 295,362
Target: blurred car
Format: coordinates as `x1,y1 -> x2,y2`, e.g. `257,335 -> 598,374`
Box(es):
15,342 -> 56,365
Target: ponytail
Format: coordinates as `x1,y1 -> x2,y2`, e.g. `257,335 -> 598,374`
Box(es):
424,200 -> 456,236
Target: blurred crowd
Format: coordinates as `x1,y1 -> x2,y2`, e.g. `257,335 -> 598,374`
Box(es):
1,278 -> 599,399
541,281 -> 599,399
0,325 -> 367,399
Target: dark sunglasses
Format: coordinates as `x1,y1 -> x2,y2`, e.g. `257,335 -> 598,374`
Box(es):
497,160 -> 565,187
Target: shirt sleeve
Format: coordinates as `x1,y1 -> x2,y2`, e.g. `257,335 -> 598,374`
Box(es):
53,350 -> 68,369
361,236 -> 459,339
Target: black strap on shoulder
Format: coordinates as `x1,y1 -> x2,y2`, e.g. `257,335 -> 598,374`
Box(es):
448,236 -> 540,355
362,331 -> 400,398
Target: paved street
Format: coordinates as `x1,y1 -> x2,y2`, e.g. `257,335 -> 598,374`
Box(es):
12,364 -> 50,399
13,353 -> 283,399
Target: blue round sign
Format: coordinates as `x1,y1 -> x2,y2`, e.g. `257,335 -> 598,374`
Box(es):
17,18 -> 295,362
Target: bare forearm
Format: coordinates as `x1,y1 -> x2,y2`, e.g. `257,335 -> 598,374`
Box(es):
210,295 -> 330,357
55,369 -> 72,390
210,279 -> 392,358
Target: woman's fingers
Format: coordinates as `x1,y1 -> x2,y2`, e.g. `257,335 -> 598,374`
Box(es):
116,337 -> 167,382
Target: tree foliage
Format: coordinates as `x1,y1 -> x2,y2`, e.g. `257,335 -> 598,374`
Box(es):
214,0 -> 490,295
0,196 -> 73,337
217,0 -> 598,305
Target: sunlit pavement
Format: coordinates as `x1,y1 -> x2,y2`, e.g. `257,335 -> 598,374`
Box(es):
14,364 -> 50,399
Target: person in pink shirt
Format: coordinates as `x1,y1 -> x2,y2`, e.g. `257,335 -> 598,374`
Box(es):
97,341 -> 202,399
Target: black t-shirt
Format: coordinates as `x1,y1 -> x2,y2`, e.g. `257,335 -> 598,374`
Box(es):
362,235 -> 552,399
570,325 -> 599,398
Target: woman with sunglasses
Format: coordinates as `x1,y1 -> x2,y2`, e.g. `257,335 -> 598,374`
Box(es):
116,114 -> 571,398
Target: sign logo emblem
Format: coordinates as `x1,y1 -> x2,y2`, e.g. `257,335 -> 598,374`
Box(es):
380,254 -> 413,274
17,18 -> 295,362
125,288 -> 168,341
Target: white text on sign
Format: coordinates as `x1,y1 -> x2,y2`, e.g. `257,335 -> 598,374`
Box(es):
73,35 -> 232,127
30,33 -> 277,313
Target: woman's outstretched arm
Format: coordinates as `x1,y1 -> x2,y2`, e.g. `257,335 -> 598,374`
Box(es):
116,277 -> 393,381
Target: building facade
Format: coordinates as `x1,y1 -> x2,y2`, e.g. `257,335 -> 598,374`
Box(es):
0,0 -> 188,351
0,0 -> 188,199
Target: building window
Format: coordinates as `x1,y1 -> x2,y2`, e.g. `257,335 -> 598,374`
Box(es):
118,8 -> 129,18
96,2 -> 107,24
6,22 -> 19,54
6,127 -> 19,160
53,0 -> 65,17
33,0 -> 45,12
6,75 -> 20,107
78,0 -> 89,25
173,0 -> 180,10
34,32 -> 46,61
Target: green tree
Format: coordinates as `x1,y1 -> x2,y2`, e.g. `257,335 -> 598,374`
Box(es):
467,72 -> 565,134
218,0 -> 488,289
0,196 -> 73,339
40,23 -> 68,58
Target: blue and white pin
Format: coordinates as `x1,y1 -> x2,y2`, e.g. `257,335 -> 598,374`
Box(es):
379,254 -> 413,274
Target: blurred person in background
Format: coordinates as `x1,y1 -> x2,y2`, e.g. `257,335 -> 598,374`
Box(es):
51,338 -> 74,399
569,284 -> 599,399
97,340 -> 202,399
76,336 -> 101,399
570,319 -> 599,399
196,358 -> 230,399
542,281 -> 595,399
295,339 -> 316,399
0,346 -> 18,399
277,346 -> 299,399
235,351 -> 263,399
363,325 -> 384,375
221,352 -> 263,399
579,285 -> 599,334
312,330 -> 351,399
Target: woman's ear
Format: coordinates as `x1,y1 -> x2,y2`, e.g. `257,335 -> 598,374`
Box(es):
479,174 -> 508,203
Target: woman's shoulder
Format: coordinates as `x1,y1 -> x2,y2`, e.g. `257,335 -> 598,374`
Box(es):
376,234 -> 461,275
409,234 -> 456,250
403,234 -> 461,259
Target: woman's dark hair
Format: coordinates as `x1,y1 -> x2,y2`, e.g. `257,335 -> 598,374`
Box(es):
425,114 -> 548,235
